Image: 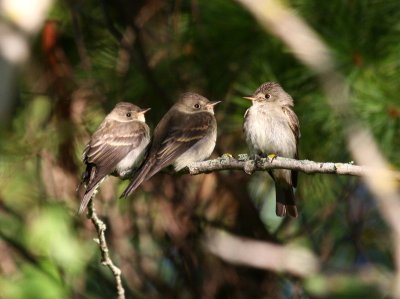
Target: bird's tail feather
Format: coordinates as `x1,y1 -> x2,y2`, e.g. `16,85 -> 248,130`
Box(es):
78,184 -> 99,214
275,182 -> 298,218
78,172 -> 107,214
120,158 -> 155,198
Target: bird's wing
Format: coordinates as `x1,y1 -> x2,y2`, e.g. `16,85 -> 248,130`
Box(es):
282,105 -> 300,187
121,110 -> 214,197
282,106 -> 300,141
154,112 -> 214,170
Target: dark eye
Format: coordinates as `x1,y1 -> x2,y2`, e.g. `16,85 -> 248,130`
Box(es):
194,103 -> 200,109
126,112 -> 131,117
265,94 -> 271,99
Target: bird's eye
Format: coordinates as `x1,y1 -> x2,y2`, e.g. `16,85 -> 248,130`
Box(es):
126,112 -> 132,117
194,103 -> 200,109
265,94 -> 271,99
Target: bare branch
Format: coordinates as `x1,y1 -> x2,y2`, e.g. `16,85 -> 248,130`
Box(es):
87,199 -> 125,299
186,154 -> 400,180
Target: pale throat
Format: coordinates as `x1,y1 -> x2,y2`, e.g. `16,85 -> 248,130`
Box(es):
251,101 -> 268,109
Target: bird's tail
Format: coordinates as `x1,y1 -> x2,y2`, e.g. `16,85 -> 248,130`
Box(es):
78,184 -> 99,214
275,182 -> 298,218
120,158 -> 155,198
77,165 -> 103,214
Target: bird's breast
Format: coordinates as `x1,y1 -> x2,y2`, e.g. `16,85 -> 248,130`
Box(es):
116,137 -> 150,176
244,105 -> 296,157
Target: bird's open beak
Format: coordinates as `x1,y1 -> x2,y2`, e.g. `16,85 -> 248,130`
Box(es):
138,108 -> 151,114
243,96 -> 255,101
207,100 -> 222,108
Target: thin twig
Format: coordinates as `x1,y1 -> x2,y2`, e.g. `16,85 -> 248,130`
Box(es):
87,199 -> 125,299
186,154 -> 400,180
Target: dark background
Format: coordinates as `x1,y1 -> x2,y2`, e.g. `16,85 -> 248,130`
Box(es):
0,0 -> 399,298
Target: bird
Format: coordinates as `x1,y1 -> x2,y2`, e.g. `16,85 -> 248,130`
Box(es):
121,92 -> 220,198
243,82 -> 300,217
78,102 -> 151,214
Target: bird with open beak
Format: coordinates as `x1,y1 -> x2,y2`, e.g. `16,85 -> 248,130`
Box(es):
243,82 -> 300,217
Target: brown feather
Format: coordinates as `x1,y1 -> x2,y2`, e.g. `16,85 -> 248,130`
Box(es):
122,110 -> 214,197
122,93 -> 217,198
79,118 -> 149,213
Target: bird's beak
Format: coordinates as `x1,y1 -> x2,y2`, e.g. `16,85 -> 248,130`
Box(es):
138,108 -> 151,114
243,96 -> 255,101
207,100 -> 222,108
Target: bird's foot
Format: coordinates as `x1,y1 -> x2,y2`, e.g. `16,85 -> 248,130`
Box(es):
267,153 -> 278,162
221,153 -> 234,159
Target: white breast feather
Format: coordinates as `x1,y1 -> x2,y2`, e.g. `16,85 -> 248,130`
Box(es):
244,104 -> 296,158
116,138 -> 149,176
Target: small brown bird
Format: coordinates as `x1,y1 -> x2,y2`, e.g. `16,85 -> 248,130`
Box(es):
121,92 -> 220,198
78,102 -> 151,213
243,82 -> 300,217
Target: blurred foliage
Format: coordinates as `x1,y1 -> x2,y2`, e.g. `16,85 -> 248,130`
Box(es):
0,0 -> 399,298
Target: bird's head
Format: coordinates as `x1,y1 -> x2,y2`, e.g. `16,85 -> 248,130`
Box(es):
177,92 -> 221,114
243,82 -> 293,106
109,102 -> 151,122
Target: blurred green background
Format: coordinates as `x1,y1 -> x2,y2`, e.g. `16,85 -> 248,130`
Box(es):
0,0 -> 399,298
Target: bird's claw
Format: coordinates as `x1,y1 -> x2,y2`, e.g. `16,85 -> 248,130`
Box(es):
267,153 -> 277,162
221,153 -> 234,159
